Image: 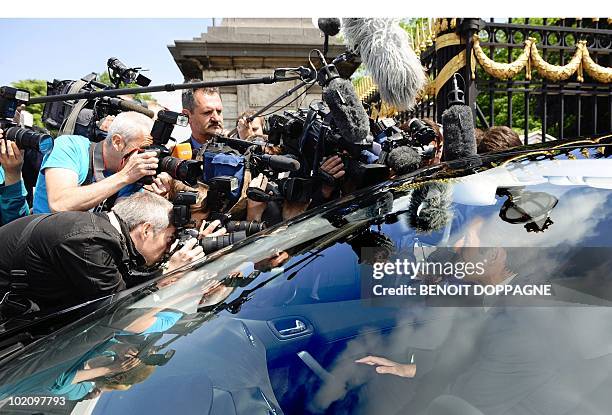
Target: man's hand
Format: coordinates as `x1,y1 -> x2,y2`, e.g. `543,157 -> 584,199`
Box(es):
98,115 -> 115,132
198,219 -> 227,239
118,151 -> 159,185
105,351 -> 142,376
0,133 -> 24,186
144,172 -> 172,198
355,355 -> 416,378
237,117 -> 255,140
12,104 -> 25,124
319,155 -> 345,199
165,238 -> 205,273
247,173 -> 269,222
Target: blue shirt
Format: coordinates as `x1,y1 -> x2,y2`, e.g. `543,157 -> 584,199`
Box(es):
190,136 -> 203,153
33,135 -> 140,213
0,166 -> 29,225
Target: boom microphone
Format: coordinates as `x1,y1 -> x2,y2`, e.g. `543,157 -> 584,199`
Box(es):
441,75 -> 477,162
317,18 -> 342,37
342,18 -> 427,110
386,146 -> 422,176
101,97 -> 155,118
322,77 -> 370,144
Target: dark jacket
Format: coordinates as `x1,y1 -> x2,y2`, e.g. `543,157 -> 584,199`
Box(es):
0,211 -> 145,311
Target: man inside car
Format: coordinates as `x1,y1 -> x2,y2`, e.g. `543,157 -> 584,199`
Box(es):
0,192 -> 204,317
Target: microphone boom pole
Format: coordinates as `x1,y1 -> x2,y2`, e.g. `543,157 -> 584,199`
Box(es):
227,77 -> 313,137
27,75 -> 302,105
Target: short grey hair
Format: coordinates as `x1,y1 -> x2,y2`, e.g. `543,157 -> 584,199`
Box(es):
112,192 -> 174,233
106,111 -> 154,145
182,79 -> 220,112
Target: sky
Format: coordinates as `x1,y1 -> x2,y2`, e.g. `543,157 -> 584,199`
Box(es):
0,18 -> 218,137
0,19 -> 214,86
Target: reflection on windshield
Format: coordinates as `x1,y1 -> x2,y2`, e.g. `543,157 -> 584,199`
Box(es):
1,144 -> 612,414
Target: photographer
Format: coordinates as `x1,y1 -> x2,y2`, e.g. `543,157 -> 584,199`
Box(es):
0,192 -> 203,315
33,111 -> 169,213
0,128 -> 29,225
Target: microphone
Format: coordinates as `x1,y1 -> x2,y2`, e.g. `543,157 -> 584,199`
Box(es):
101,97 -> 155,118
257,154 -> 301,172
441,74 -> 477,162
317,18 -> 342,37
322,76 -> 371,144
386,146 -> 422,176
406,182 -> 453,234
342,18 -> 427,110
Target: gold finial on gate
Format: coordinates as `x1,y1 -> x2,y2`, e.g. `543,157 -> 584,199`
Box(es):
433,18 -> 440,37
440,18 -> 448,32
426,19 -> 434,46
420,22 -> 428,50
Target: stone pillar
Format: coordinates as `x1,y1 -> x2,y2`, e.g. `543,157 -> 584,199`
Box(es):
169,19 -> 346,129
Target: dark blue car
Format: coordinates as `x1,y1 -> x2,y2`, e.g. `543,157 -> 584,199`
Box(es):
1,137 -> 612,415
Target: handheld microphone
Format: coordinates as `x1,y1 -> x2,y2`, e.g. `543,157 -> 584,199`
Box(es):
386,146 -> 422,176
317,18 -> 342,37
322,74 -> 371,144
441,74 -> 477,162
257,154 -> 301,172
342,18 -> 427,110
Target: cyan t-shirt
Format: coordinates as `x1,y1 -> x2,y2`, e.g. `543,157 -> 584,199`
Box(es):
33,135 -> 140,213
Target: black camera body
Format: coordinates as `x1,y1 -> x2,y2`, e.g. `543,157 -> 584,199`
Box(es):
0,87 -> 54,155
139,110 -> 202,186
172,189 -> 264,255
43,59 -> 153,142
267,102 -> 388,191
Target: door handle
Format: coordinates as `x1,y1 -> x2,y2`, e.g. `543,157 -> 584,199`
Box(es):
277,319 -> 307,337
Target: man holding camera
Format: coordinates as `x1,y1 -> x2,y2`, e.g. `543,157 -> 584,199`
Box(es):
0,192 -> 203,316
33,111 -> 170,214
0,128 -> 29,225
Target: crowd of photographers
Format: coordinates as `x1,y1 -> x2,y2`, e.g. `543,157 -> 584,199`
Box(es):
0,75 -> 524,319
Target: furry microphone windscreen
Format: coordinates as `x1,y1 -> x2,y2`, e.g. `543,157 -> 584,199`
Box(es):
406,182 -> 453,234
342,18 -> 427,110
441,105 -> 477,162
387,146 -> 422,175
322,77 -> 371,144
317,18 -> 342,36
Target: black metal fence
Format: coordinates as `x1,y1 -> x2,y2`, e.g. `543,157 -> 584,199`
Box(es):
405,18 -> 612,144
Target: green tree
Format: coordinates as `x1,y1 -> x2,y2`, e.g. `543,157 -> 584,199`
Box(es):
10,79 -> 47,129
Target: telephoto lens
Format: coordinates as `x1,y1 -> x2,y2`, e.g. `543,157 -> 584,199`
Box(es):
5,126 -> 54,155
159,156 -> 202,186
200,231 -> 248,254
224,221 -> 266,236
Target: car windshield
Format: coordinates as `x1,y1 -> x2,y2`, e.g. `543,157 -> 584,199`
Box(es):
1,143 -> 612,415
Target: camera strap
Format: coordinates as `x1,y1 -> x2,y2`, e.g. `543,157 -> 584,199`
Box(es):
84,142 -> 118,212
59,79 -> 89,136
